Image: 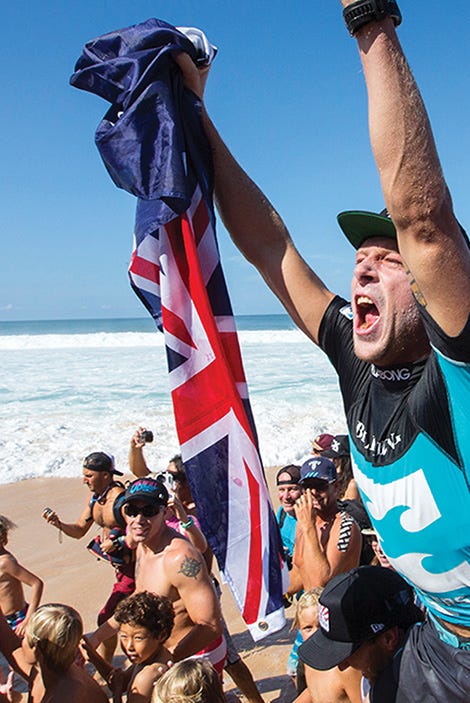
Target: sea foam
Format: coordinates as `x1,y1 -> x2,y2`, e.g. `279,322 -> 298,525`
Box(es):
0,324 -> 346,484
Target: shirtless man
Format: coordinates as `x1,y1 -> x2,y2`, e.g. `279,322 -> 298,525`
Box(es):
298,567 -> 423,703
129,433 -> 263,701
43,451 -> 134,661
90,477 -> 225,674
290,457 -> 361,593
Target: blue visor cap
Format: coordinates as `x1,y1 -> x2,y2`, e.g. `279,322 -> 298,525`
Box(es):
300,456 -> 337,484
122,477 -> 169,507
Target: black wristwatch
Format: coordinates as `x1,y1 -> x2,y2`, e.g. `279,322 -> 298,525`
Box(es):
343,0 -> 402,36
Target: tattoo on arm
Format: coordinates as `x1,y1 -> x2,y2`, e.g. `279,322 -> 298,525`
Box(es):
178,556 -> 202,579
405,266 -> 427,307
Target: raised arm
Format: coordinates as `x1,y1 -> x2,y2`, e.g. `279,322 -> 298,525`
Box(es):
175,53 -> 335,345
129,428 -> 151,477
344,2 -> 470,334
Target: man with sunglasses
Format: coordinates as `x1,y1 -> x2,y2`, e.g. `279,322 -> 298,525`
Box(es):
129,429 -> 207,554
90,477 -> 225,673
290,457 -> 361,594
42,452 -> 135,663
129,431 -> 265,702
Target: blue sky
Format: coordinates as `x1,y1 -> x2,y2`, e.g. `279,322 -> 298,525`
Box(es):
2,1 -> 469,320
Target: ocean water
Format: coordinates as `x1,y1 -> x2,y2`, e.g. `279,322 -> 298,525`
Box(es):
0,315 -> 346,484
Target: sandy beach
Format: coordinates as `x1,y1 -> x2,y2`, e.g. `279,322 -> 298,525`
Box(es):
1,472 -> 297,702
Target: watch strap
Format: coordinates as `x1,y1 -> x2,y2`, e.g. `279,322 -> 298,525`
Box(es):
343,0 -> 402,36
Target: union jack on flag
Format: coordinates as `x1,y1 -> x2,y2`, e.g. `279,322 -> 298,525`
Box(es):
71,18 -> 287,640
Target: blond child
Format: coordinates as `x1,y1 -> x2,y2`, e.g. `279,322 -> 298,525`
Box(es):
292,589 -> 362,703
18,603 -> 107,703
0,515 -> 43,637
83,591 -> 174,703
152,659 -> 225,703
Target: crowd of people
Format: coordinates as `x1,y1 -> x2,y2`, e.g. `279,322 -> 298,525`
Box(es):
0,431 -> 272,702
0,426 -> 447,703
2,0 -> 470,700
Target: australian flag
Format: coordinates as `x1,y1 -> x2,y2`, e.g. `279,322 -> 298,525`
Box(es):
71,18 -> 286,640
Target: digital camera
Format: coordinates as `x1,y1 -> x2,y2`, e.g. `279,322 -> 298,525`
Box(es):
140,430 -> 154,443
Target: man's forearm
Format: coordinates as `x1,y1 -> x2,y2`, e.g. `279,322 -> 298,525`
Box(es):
202,110 -> 293,267
298,526 -> 332,588
26,579 -> 43,616
353,16 -> 448,230
88,616 -> 119,648
53,521 -> 88,539
128,445 -> 149,477
170,620 -> 222,662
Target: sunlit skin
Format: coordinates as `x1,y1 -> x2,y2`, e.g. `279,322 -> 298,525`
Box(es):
300,601 -> 364,703
337,632 -> 394,684
124,501 -> 167,545
298,605 -> 319,641
300,479 -> 337,519
371,536 -> 393,569
82,468 -> 109,495
351,237 -> 430,366
277,473 -> 301,516
167,462 -> 193,506
118,623 -> 164,665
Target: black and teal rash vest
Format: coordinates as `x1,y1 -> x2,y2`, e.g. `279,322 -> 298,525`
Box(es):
319,296 -> 470,626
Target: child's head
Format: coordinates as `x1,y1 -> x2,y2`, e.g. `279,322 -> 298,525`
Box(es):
0,515 -> 17,546
24,604 -> 82,672
293,587 -> 323,641
114,591 -> 174,663
152,659 -> 224,703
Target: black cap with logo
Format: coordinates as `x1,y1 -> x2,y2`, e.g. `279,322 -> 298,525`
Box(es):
298,566 -> 422,671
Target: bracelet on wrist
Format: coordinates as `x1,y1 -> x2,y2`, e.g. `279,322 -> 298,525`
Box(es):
179,516 -> 195,530
343,0 -> 402,37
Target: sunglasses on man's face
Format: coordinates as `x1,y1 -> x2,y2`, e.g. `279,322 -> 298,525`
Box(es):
123,503 -> 162,518
302,479 -> 331,492
170,471 -> 187,483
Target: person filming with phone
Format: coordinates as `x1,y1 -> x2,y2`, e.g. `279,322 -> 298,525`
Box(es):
129,428 -> 207,553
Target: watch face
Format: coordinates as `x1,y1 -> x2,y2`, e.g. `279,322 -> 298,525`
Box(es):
343,0 -> 402,36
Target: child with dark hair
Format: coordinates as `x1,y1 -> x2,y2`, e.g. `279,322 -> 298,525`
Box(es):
83,591 -> 174,703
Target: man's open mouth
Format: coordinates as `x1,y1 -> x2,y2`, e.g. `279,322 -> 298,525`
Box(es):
355,295 -> 380,332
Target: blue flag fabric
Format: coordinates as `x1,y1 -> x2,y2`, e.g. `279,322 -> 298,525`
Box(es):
71,18 -> 207,214
70,19 -> 287,641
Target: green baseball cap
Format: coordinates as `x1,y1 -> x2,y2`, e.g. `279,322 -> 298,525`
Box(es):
337,208 -> 396,249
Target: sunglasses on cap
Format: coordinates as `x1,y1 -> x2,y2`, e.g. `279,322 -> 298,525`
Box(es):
123,503 -> 162,518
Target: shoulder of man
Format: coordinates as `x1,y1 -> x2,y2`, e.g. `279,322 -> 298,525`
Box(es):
106,483 -> 126,500
164,539 -> 207,582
